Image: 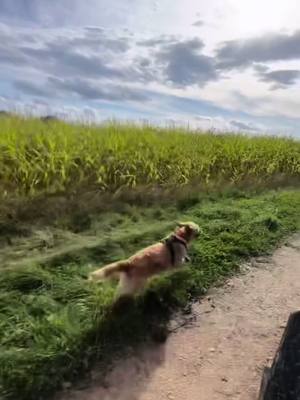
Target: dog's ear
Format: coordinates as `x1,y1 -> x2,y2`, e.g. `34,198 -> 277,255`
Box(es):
177,221 -> 200,234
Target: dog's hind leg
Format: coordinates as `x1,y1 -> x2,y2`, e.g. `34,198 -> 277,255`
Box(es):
116,273 -> 145,298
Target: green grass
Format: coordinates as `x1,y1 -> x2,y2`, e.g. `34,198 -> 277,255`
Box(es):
0,115 -> 299,398
0,115 -> 299,199
0,189 -> 300,399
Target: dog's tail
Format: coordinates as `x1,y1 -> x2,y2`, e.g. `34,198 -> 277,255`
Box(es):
88,260 -> 130,282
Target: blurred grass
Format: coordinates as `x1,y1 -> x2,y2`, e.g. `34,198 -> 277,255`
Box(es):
0,189 -> 300,399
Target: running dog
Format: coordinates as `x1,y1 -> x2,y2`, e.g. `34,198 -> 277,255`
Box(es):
88,221 -> 200,297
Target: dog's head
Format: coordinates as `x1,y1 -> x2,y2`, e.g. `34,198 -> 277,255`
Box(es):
175,221 -> 201,242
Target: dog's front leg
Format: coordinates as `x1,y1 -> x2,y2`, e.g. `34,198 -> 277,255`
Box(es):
178,255 -> 190,266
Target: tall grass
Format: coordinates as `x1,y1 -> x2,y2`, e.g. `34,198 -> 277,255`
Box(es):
0,190 -> 300,399
1,115 -> 299,198
0,115 -> 300,399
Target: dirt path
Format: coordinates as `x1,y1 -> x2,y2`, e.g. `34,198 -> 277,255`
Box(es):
59,235 -> 300,400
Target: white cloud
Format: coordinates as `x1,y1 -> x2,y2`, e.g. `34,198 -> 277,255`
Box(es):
0,1 -> 300,135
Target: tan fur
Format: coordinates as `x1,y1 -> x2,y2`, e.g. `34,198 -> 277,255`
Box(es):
88,222 -> 200,297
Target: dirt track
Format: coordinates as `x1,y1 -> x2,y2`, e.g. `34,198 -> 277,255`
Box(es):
58,235 -> 300,400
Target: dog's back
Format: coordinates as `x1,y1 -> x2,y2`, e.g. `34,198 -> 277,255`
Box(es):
129,241 -> 186,276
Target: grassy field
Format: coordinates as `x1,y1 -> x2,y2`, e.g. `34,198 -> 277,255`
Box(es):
0,115 -> 299,199
0,116 -> 300,399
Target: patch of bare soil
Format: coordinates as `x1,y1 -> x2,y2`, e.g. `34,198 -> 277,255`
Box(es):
58,235 -> 300,400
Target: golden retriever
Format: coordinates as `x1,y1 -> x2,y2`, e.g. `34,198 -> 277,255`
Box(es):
88,221 -> 200,297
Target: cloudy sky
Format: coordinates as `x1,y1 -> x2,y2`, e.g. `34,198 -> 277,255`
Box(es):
1,0 -> 300,135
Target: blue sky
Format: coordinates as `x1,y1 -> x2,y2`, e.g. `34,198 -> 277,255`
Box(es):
1,0 -> 300,136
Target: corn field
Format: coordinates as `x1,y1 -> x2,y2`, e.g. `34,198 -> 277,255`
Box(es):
0,115 -> 299,197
